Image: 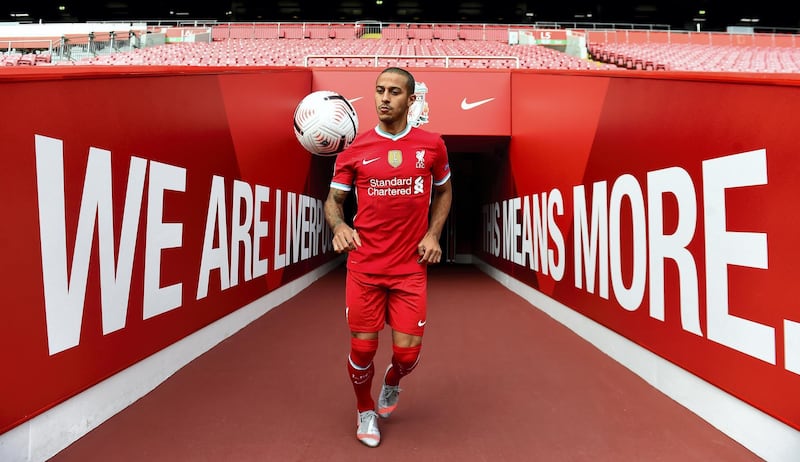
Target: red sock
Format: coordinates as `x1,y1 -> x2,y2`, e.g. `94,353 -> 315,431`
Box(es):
348,337 -> 378,412
385,344 -> 421,386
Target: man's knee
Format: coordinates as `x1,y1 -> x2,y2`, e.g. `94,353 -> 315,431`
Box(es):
350,336 -> 378,368
352,331 -> 379,341
392,330 -> 422,348
392,344 -> 421,376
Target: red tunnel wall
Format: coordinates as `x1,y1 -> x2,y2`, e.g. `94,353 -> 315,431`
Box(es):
1,65 -> 798,435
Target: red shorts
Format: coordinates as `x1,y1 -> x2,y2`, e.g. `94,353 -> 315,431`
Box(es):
345,270 -> 427,336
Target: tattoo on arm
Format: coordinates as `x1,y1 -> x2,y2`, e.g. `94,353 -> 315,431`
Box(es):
331,189 -> 348,205
325,189 -> 349,230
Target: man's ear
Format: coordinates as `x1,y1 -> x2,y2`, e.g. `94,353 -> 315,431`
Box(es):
409,94 -> 417,103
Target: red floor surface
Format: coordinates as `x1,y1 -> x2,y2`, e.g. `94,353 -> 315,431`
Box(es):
49,264 -> 761,461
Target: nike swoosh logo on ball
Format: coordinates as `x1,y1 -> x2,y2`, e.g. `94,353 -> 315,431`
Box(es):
460,97 -> 495,110
362,157 -> 380,165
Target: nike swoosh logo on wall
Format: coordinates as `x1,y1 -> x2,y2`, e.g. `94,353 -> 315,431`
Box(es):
348,97 -> 363,104
460,97 -> 495,110
362,157 -> 380,165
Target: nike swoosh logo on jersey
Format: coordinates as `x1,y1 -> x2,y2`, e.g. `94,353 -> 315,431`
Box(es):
362,157 -> 381,165
418,320 -> 427,327
460,97 -> 495,110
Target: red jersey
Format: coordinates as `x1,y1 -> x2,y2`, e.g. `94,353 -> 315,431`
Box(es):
331,125 -> 451,275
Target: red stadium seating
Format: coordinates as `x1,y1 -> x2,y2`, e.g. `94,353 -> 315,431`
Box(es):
589,41 -> 800,73
4,21 -> 798,73
56,37 -> 615,70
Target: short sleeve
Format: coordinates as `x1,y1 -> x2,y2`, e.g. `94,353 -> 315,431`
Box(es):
432,136 -> 451,186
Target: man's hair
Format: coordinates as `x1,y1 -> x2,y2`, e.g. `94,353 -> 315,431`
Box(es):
380,67 -> 416,96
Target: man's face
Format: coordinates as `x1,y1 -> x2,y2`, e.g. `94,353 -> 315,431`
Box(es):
374,72 -> 415,125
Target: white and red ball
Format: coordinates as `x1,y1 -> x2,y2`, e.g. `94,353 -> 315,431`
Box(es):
293,90 -> 359,156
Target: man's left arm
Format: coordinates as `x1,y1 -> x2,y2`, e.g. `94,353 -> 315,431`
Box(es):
417,180 -> 453,264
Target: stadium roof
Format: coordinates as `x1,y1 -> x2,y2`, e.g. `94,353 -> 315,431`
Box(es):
3,1 -> 799,32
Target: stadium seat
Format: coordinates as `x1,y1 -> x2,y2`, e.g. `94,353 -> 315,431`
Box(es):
43,24 -> 793,73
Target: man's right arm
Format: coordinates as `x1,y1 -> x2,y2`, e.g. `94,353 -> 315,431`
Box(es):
325,188 -> 348,231
325,188 -> 360,252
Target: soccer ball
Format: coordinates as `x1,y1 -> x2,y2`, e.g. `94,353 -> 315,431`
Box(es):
293,90 -> 359,156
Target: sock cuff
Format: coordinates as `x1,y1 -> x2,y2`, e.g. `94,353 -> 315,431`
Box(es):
351,337 -> 379,352
392,344 -> 422,356
349,337 -> 379,370
348,355 -> 373,371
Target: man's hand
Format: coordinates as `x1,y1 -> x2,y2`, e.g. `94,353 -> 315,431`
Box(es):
332,223 -> 361,253
417,232 -> 442,264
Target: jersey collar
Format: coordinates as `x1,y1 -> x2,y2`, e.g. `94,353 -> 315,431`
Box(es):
374,124 -> 412,141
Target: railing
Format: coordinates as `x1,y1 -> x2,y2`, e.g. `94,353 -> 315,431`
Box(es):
303,54 -> 521,68
91,19 -> 676,32
533,21 -> 672,31
54,31 -> 139,62
586,29 -> 800,47
753,26 -> 800,34
1,39 -> 54,52
89,19 -> 220,27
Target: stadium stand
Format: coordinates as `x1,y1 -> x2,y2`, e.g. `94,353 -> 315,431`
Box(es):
589,42 -> 800,72
59,38 -> 613,70
0,22 -> 615,70
3,21 -> 800,73
52,33 -> 615,70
